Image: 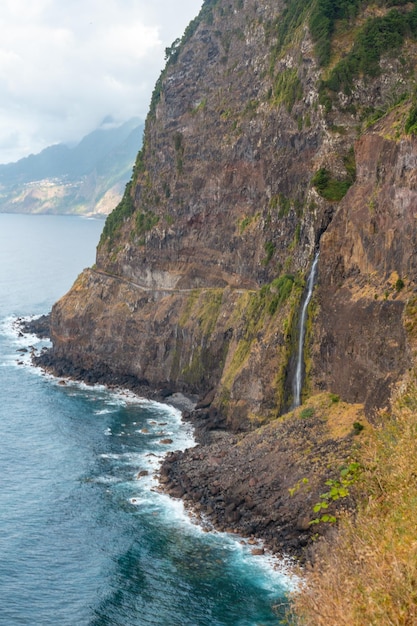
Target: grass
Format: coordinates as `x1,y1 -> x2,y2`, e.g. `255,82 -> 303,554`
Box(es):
311,156 -> 356,202
289,384 -> 417,625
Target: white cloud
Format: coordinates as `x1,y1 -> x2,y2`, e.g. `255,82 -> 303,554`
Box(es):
0,0 -> 202,163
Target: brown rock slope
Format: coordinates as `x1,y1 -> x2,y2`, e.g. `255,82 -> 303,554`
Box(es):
314,109 -> 417,415
161,394 -> 367,557
39,0 -> 417,553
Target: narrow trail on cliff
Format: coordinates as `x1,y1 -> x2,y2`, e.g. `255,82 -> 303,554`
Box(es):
91,267 -> 250,295
293,252 -> 319,408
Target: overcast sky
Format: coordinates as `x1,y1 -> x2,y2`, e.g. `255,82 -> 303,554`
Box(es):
0,0 -> 203,164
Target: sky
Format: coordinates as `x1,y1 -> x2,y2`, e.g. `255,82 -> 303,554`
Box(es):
0,0 -> 203,164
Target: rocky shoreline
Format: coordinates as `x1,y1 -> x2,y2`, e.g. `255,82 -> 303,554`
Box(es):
158,404 -> 360,560
21,315 -> 363,562
21,315 -> 197,414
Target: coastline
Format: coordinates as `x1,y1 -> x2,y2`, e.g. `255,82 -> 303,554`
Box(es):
20,314 -> 352,564
16,314 -> 302,583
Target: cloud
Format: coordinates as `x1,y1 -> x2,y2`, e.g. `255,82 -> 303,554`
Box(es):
0,0 -> 202,163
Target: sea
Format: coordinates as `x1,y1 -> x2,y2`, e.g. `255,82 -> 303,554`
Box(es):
0,213 -> 293,626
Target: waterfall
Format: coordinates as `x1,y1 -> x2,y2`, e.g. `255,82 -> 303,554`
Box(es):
293,252 -> 319,408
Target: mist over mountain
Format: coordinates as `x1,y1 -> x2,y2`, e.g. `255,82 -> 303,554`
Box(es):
0,118 -> 144,216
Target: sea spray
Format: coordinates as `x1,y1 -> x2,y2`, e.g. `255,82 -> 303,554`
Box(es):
1,311 -> 296,625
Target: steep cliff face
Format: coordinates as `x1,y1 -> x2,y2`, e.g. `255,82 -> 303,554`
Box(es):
46,0 -> 417,430
314,111 -> 417,413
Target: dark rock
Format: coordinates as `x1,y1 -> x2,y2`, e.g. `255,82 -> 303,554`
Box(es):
20,314 -> 51,339
28,0 -> 417,562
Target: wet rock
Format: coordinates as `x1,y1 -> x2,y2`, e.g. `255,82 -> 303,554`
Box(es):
19,314 -> 51,339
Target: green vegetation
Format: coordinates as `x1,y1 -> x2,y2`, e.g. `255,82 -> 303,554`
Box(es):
269,193 -> 292,218
149,72 -> 165,118
135,210 -> 159,241
238,214 -> 261,233
133,147 -> 146,177
222,276 -> 298,393
353,420 -> 364,434
266,0 -> 312,63
395,277 -> 405,291
320,3 -> 417,102
312,168 -> 350,201
300,406 -> 315,419
405,91 -> 417,134
310,462 -> 361,525
262,241 -> 275,265
164,38 -> 181,63
173,289 -> 225,386
271,68 -> 303,112
312,149 -> 356,201
191,98 -> 207,115
265,0 -> 313,115
239,216 -> 251,233
173,131 -> 184,174
243,99 -> 259,118
290,389 -> 417,625
310,0 -> 363,67
99,181 -> 135,249
288,477 -> 310,497
268,274 -> 296,315
343,146 -> 356,181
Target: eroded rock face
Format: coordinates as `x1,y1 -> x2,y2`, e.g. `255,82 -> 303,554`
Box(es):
46,0 -> 417,426
39,0 -> 417,559
313,118 -> 417,414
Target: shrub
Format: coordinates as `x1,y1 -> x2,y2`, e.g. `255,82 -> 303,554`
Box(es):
99,181 -> 135,248
405,94 -> 417,134
135,210 -> 159,239
309,0 -> 362,67
262,241 -> 275,265
395,277 -> 405,291
312,168 -> 352,201
321,5 -> 417,99
268,274 -> 295,314
311,149 -> 356,202
272,68 -> 303,112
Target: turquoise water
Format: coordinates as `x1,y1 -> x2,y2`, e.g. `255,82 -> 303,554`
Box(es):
0,213 -> 292,625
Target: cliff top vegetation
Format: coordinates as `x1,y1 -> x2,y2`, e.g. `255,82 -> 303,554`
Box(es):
289,381 -> 417,625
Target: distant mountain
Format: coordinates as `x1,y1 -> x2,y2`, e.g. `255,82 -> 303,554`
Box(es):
0,118 -> 143,216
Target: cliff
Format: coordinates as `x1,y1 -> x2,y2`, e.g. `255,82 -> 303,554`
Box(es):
39,0 -> 417,556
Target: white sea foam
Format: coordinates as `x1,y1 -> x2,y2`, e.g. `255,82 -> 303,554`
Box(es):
6,315 -> 296,593
131,482 -> 298,591
90,475 -> 124,485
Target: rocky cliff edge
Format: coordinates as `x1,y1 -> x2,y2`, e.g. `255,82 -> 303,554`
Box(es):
38,0 -> 417,555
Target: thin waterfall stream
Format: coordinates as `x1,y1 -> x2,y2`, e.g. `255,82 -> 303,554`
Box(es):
293,252 -> 319,408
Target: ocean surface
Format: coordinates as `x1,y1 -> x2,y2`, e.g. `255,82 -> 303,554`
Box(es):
0,213 -> 293,625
